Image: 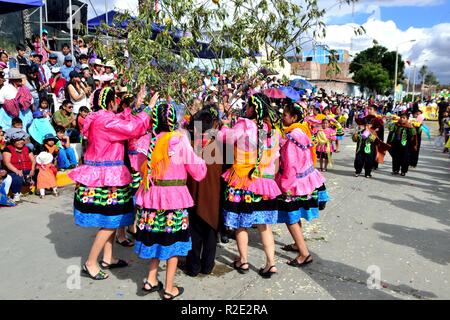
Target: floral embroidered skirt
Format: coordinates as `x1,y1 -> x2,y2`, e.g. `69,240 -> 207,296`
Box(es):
277,184 -> 329,225
73,184 -> 134,229
134,207 -> 192,260
222,186 -> 279,229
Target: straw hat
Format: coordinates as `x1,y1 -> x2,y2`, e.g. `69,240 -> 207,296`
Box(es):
6,68 -> 24,80
104,61 -> 116,70
93,59 -> 104,66
36,152 -> 54,165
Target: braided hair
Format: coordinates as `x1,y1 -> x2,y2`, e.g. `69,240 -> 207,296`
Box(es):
145,102 -> 178,184
99,87 -> 115,110
284,101 -> 305,123
247,93 -> 272,179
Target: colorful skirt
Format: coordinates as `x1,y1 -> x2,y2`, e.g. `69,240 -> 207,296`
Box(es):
73,184 -> 134,228
277,184 -> 328,225
222,186 -> 279,229
134,207 -> 192,260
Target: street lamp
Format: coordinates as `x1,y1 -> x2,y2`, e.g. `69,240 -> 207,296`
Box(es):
393,39 -> 416,107
420,60 -> 430,102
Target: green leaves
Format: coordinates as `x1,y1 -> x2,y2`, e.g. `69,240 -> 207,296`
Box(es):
91,0 -> 350,102
353,63 -> 391,95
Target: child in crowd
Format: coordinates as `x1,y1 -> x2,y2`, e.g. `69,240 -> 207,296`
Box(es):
315,119 -> 336,172
76,106 -> 90,133
134,102 -> 206,300
55,125 -> 78,169
276,102 -> 328,266
36,151 -> 58,199
5,118 -> 34,152
42,133 -> 59,163
353,118 -> 377,178
37,97 -> 52,119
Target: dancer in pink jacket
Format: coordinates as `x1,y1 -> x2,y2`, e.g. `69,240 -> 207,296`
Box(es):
276,103 -> 329,267
69,87 -> 158,280
134,102 -> 207,300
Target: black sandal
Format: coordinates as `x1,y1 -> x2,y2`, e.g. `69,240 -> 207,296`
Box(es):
258,266 -> 277,279
232,261 -> 249,274
163,286 -> 184,300
142,280 -> 163,294
281,244 -> 298,252
82,264 -> 109,280
100,259 -> 128,269
127,229 -> 137,238
287,254 -> 313,268
116,238 -> 134,247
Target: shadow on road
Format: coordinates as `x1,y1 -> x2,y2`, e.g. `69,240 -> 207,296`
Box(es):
372,222 -> 450,266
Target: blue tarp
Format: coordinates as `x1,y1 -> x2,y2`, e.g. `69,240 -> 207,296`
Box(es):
290,79 -> 314,90
0,0 -> 43,14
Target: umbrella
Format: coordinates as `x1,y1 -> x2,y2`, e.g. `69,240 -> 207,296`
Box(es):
262,88 -> 286,99
290,79 -> 313,90
279,86 -> 300,102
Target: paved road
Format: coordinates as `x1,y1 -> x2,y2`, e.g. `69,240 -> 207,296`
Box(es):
1,121 -> 449,300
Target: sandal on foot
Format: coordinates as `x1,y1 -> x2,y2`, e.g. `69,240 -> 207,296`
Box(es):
281,244 -> 298,252
258,266 -> 277,279
142,280 -> 163,294
100,259 -> 128,269
82,264 -> 109,280
287,255 -> 313,268
232,261 -> 249,274
163,286 -> 184,300
116,238 -> 134,247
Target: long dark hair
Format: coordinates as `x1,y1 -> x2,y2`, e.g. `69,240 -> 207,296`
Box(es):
284,101 -> 305,123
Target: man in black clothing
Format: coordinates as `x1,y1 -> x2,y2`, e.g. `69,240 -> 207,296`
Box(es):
438,97 -> 449,134
15,44 -> 29,75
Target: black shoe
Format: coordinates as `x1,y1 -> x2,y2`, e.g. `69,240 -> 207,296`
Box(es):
116,238 -> 134,247
258,266 -> 277,279
400,172 -> 406,176
220,234 -> 230,243
142,280 -> 163,294
287,255 -> 313,268
232,261 -> 249,274
81,264 -> 109,280
183,269 -> 199,277
163,287 -> 184,300
365,174 -> 372,178
99,259 -> 128,269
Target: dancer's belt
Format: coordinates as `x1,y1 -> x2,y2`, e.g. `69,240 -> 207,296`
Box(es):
153,179 -> 187,186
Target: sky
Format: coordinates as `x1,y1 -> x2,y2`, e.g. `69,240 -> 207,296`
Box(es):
87,0 -> 450,84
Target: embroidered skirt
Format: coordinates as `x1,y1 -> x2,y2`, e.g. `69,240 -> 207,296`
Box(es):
134,208 -> 192,260
73,184 -> 134,228
222,186 -> 279,229
277,184 -> 329,225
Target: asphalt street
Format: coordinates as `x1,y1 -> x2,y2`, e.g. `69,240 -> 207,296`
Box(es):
0,121 -> 449,300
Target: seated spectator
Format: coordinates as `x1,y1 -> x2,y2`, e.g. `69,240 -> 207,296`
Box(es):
55,127 -> 78,169
2,130 -> 36,202
49,67 -> 66,98
45,53 -> 60,70
5,118 -> 34,152
0,126 -> 5,151
0,168 -> 15,206
36,97 -> 52,119
53,100 -> 79,142
76,106 -> 90,133
66,71 -> 89,114
60,55 -> 75,82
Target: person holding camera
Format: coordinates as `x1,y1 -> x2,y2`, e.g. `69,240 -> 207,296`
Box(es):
1,131 -> 36,202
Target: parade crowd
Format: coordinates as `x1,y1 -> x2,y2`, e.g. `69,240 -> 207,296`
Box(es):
1,32 -> 449,300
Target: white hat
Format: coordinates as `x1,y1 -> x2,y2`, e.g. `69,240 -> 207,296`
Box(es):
100,74 -> 114,82
6,68 -> 24,80
80,64 -> 90,70
104,61 -> 116,69
93,58 -> 103,66
51,67 -> 61,74
36,152 -> 54,165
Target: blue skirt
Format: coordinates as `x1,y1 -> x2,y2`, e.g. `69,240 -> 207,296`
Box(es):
134,239 -> 192,260
74,209 -> 134,228
224,209 -> 279,229
277,207 -> 319,225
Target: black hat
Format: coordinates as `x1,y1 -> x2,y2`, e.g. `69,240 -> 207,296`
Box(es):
69,70 -> 81,79
43,133 -> 58,143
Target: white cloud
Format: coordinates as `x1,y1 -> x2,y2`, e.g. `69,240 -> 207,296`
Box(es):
317,18 -> 450,83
